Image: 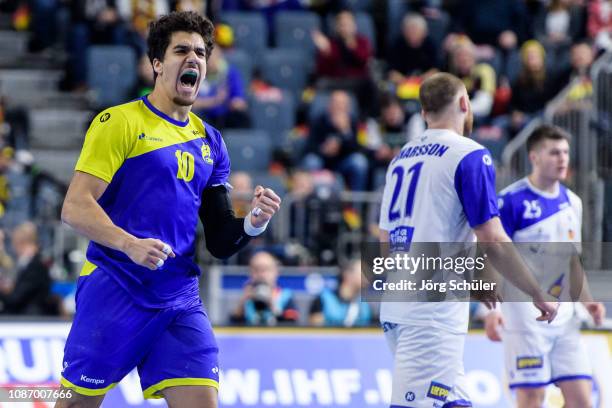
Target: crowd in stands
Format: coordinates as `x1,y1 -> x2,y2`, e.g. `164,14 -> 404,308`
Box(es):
0,0 -> 609,323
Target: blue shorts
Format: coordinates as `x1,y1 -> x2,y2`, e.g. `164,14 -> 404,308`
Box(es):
60,268 -> 219,399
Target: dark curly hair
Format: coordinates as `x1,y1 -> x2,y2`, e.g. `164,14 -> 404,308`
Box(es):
147,11 -> 215,82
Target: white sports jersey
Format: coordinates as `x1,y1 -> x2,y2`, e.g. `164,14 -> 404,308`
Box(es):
379,128 -> 499,333
498,178 -> 582,330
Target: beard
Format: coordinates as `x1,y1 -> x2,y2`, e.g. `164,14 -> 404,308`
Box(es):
463,109 -> 474,136
173,95 -> 196,107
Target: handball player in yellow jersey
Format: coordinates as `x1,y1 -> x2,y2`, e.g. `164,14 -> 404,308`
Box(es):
55,11 -> 281,408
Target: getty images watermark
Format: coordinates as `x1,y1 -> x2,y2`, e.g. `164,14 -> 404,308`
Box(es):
360,242 -> 612,303
369,252 -> 495,293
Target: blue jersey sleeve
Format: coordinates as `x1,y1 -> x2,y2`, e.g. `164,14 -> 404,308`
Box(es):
454,148 -> 499,227
205,125 -> 231,188
497,193 -> 516,237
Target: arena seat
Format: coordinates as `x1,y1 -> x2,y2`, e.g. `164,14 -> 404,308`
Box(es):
274,11 -> 321,54
223,130 -> 272,172
87,46 -> 137,107
223,12 -> 268,61
249,91 -> 295,148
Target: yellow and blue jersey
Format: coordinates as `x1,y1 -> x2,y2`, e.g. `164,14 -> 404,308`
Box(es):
75,95 -> 230,307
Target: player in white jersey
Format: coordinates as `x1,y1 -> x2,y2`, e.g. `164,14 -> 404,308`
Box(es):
378,73 -> 558,408
484,125 -> 605,408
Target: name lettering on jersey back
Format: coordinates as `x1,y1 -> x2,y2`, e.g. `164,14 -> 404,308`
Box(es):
522,200 -> 542,219
392,143 -> 450,164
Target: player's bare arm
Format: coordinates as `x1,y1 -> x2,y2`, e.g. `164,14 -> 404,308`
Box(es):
62,171 -> 175,270
569,254 -> 607,325
473,216 -> 559,323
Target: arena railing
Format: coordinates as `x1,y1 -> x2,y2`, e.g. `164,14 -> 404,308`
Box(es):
501,51 -> 612,268
593,51 -> 612,178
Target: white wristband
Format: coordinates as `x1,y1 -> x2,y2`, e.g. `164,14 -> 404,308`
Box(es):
244,210 -> 269,236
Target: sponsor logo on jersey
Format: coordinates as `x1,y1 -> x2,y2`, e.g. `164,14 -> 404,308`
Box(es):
137,132 -> 163,142
427,381 -> 450,401
516,356 -> 543,370
547,274 -> 564,299
201,143 -> 213,164
100,112 -> 111,122
405,391 -> 415,401
389,226 -> 414,247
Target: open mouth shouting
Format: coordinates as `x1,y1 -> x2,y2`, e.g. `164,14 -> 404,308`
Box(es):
177,67 -> 199,95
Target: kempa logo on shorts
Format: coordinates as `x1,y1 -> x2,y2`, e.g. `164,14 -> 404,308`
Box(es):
427,381 -> 450,401
81,375 -> 105,385
516,356 -> 544,370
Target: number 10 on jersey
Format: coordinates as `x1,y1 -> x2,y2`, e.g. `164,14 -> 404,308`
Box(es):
176,150 -> 195,182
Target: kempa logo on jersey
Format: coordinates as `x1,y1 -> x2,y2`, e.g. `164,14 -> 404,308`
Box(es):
516,356 -> 544,370
80,374 -> 105,385
427,381 -> 450,401
137,132 -> 163,142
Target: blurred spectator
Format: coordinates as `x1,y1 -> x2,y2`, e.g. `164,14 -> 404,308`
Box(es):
193,47 -> 250,129
230,251 -> 299,326
65,0 -> 130,89
229,171 -> 253,218
29,0 -> 60,51
0,230 -> 14,285
313,10 -> 376,116
65,0 -> 167,90
365,95 -> 407,168
309,259 -> 373,326
133,54 -> 155,98
220,0 -> 302,43
588,0 -> 612,51
387,13 -> 439,85
569,41 -> 596,77
302,90 -> 369,191
0,222 -> 55,315
0,97 -> 29,150
535,0 -> 585,49
447,37 -> 497,121
452,0 -> 526,50
288,170 -> 342,265
174,0 -> 205,13
507,40 -> 562,134
117,0 -> 169,52
313,9 -> 371,79
563,41 -> 596,100
0,147 -> 12,221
